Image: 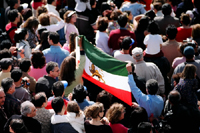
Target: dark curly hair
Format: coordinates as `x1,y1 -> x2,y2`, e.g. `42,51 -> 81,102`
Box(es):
31,50 -> 46,69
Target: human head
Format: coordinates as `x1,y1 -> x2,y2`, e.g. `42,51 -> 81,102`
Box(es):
121,37 -> 134,50
32,92 -> 47,108
168,90 -> 181,105
146,79 -> 158,95
96,90 -> 112,111
67,101 -> 81,117
72,84 -> 87,103
59,56 -> 76,85
36,6 -> 48,18
110,9 -> 122,21
136,16 -> 149,31
129,107 -> 148,129
59,8 -> 67,20
192,24 -> 200,39
181,64 -> 197,79
21,101 -> 37,117
48,32 -> 60,45
40,30 -> 50,50
137,122 -> 152,133
97,17 -> 108,32
180,13 -> 190,26
37,28 -> 47,41
0,40 -> 12,50
0,88 -> 6,107
46,61 -> 59,78
1,78 -> 15,94
47,0 -> 56,6
9,0 -> 20,9
14,28 -> 28,43
183,46 -> 195,59
11,68 -> 22,82
106,103 -> 126,124
0,48 -> 12,61
166,25 -> 177,40
132,47 -> 143,61
147,21 -> 159,34
23,17 -> 39,32
64,11 -> 76,23
0,58 -> 12,70
31,50 -> 46,69
51,97 -> 65,114
162,3 -> 172,16
38,13 -> 50,26
145,10 -> 156,20
153,2 -> 162,12
118,13 -> 128,27
84,102 -> 104,119
9,119 -> 27,133
19,58 -> 31,73
8,9 -> 20,23
69,33 -> 78,53
52,81 -> 64,97
22,8 -> 33,21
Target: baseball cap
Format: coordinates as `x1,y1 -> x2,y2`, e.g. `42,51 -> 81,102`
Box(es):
132,47 -> 143,60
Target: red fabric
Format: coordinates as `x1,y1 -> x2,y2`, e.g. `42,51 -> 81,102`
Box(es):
175,27 -> 192,42
32,2 -> 44,10
140,0 -> 153,11
109,123 -> 128,133
82,70 -> 132,106
45,99 -> 68,114
108,29 -> 137,51
143,50 -> 164,58
5,22 -> 17,46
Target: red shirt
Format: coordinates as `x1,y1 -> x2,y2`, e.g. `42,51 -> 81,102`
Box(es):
5,22 -> 17,46
109,123 -> 128,133
175,27 -> 192,42
108,29 -> 137,51
45,99 -> 68,114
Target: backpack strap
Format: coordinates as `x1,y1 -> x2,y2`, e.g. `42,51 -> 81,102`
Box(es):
6,26 -> 17,35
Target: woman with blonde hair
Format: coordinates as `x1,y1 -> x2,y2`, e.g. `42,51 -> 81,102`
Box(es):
66,101 -> 85,133
106,103 -> 128,133
84,102 -> 112,133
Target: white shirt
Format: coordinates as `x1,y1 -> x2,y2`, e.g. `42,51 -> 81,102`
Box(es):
114,50 -> 136,63
95,31 -> 111,55
143,34 -> 163,55
75,0 -> 91,12
37,20 -> 65,32
45,4 -> 60,24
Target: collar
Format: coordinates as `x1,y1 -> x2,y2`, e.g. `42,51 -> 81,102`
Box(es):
50,45 -> 61,49
47,4 -> 56,9
136,60 -> 145,64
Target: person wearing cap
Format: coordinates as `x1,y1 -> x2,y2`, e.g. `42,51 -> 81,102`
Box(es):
45,0 -> 60,24
63,11 -> 79,44
154,3 -> 179,35
114,37 -> 135,63
0,58 -> 12,86
172,46 -> 200,85
132,47 -> 165,95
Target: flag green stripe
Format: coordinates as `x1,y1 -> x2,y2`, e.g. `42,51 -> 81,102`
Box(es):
81,35 -> 128,76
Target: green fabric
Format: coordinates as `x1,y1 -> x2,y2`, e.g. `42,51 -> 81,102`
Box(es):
81,35 -> 128,76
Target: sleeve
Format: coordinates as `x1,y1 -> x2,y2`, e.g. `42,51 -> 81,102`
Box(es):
143,35 -> 148,45
24,90 -> 32,101
24,45 -> 31,59
47,20 -> 65,32
75,53 -> 86,79
139,5 -> 146,14
128,74 -> 147,105
159,35 -> 163,44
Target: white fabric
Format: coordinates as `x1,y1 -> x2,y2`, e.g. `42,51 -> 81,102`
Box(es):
37,20 -> 65,32
114,50 -> 136,63
16,40 -> 32,59
95,31 -> 111,55
143,34 -> 163,55
66,112 -> 85,133
75,0 -> 91,12
45,4 -> 60,24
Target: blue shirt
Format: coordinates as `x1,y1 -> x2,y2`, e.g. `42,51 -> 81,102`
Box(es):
128,75 -> 164,118
42,45 -> 69,67
75,99 -> 95,111
120,3 -> 146,17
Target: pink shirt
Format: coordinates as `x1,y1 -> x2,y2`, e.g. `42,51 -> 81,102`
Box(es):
62,43 -> 70,52
109,123 -> 128,133
172,56 -> 186,69
29,65 -> 47,81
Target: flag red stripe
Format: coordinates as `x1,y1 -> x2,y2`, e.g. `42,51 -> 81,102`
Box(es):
82,70 -> 132,106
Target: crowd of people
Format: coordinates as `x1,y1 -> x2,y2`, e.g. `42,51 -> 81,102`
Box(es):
0,0 -> 200,132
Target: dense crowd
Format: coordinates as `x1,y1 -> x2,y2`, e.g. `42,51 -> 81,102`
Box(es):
0,0 -> 200,133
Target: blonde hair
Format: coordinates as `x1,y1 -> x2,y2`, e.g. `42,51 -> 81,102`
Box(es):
84,102 -> 104,118
106,103 -> 125,124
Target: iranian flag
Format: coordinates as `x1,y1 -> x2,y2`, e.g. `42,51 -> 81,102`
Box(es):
80,36 -> 132,106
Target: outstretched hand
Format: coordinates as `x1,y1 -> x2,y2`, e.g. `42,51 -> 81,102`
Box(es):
126,62 -> 133,73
